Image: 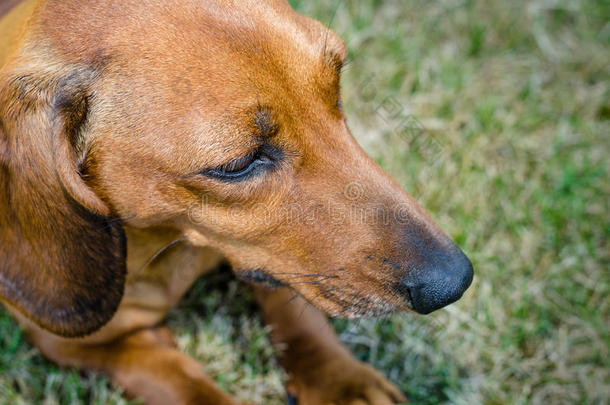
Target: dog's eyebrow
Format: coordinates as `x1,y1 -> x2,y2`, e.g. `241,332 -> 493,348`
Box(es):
322,49 -> 347,74
324,50 -> 345,74
254,107 -> 279,139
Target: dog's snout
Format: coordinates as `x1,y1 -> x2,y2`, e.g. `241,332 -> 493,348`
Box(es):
400,247 -> 474,314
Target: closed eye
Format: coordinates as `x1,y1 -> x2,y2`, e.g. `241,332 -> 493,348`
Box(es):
201,144 -> 282,182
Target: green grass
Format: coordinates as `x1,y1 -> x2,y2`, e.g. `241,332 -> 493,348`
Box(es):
1,0 -> 609,404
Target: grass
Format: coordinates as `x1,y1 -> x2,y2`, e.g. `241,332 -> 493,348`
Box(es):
1,0 -> 609,404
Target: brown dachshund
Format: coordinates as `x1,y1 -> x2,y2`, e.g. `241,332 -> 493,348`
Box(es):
0,1 -> 473,404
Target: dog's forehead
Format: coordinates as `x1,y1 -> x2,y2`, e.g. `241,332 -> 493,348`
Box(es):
39,0 -> 346,74
38,0 -> 347,127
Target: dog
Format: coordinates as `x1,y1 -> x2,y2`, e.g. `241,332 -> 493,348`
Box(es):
0,1 -> 474,404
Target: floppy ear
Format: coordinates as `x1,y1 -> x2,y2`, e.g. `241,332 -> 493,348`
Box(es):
0,66 -> 126,338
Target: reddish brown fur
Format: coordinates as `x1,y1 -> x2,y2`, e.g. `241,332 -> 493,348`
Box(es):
0,1 -> 472,404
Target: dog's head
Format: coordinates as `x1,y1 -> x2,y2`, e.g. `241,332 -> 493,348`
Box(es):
0,0 -> 472,337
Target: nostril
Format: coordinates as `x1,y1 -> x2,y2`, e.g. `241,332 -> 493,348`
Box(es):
394,281 -> 415,309
407,284 -> 436,314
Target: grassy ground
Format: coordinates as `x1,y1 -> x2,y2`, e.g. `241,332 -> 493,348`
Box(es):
1,0 -> 608,404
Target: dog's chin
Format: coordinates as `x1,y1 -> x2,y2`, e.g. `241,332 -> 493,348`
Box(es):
235,268 -> 401,318
323,294 -> 398,319
326,303 -> 397,319
294,285 -> 400,319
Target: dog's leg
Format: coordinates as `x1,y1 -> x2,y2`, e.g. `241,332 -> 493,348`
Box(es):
28,325 -> 249,405
255,287 -> 407,405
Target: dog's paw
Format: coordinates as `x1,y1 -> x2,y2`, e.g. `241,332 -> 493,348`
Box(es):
286,358 -> 407,405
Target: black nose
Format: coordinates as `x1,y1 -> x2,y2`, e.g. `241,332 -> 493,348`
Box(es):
402,247 -> 474,314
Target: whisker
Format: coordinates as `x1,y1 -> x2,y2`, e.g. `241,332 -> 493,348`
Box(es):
284,291 -> 301,306
281,280 -> 323,286
280,276 -> 339,284
274,272 -> 339,280
128,235 -> 188,282
322,0 -> 343,58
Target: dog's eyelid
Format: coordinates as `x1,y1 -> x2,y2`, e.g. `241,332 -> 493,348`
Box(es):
219,149 -> 257,173
199,144 -> 283,182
